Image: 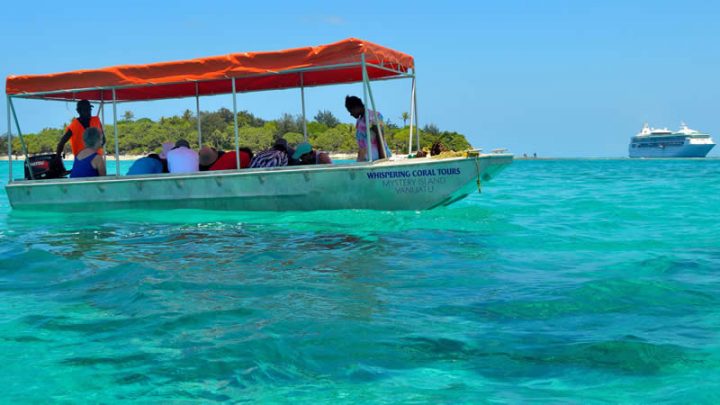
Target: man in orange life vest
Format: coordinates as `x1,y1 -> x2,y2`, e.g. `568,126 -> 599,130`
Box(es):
56,99 -> 105,157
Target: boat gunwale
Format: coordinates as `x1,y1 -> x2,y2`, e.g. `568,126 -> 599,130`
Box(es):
5,154 -> 514,189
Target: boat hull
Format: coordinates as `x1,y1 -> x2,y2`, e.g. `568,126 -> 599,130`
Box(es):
6,155 -> 512,212
629,143 -> 715,158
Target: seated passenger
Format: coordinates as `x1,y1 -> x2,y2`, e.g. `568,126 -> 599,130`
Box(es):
273,138 -> 300,165
200,146 -> 253,171
430,140 -> 445,156
290,142 -> 332,165
159,142 -> 174,160
249,140 -> 289,168
275,138 -> 295,162
158,142 -> 173,173
70,127 -> 106,178
212,148 -> 253,171
166,139 -> 199,173
127,153 -> 164,175
199,146 -> 221,171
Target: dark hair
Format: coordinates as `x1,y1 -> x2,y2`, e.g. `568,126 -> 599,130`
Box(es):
174,139 -> 190,149
239,147 -> 253,160
430,141 -> 444,156
345,95 -> 363,110
147,153 -> 162,161
76,99 -> 92,109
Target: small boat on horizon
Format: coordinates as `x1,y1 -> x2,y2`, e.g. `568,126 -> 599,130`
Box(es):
629,122 -> 715,158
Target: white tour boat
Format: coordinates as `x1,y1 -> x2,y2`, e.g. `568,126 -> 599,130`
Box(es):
4,38 -> 512,211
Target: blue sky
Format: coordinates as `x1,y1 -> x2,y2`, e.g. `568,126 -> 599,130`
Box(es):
2,0 -> 718,157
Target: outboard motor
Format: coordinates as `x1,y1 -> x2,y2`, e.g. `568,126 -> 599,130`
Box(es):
24,154 -> 68,180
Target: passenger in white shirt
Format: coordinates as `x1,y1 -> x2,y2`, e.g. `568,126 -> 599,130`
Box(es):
166,140 -> 199,173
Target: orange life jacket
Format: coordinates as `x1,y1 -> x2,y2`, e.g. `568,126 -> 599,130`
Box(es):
66,116 -> 103,156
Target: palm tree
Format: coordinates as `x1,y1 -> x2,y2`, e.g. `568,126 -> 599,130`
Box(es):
400,112 -> 410,127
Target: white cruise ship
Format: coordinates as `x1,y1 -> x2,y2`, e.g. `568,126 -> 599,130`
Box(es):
629,123 -> 715,158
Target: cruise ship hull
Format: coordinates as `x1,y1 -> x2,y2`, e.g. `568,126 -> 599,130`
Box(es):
629,143 -> 715,158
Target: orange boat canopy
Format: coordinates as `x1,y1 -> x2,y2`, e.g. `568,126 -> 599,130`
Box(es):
5,38 -> 414,102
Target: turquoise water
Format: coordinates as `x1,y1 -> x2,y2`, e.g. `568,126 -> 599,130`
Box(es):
1,159 -> 719,402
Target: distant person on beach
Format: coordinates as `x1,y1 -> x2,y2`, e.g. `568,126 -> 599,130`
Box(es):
199,146 -> 252,171
127,153 -> 164,176
250,139 -> 290,168
56,99 -> 104,158
70,127 -> 106,178
289,142 -> 332,165
345,95 -> 391,162
166,140 -> 199,173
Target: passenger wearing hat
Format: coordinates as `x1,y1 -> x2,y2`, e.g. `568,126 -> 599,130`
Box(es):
249,138 -> 291,168
56,99 -> 104,157
126,153 -> 164,176
274,138 -> 295,158
199,146 -> 253,171
198,146 -> 221,171
290,142 -> 332,165
166,139 -> 199,173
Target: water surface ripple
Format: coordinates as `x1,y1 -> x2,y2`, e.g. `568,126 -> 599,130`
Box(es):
1,159 -> 719,402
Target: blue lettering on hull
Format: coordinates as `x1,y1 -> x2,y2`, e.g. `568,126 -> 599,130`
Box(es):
367,167 -> 460,180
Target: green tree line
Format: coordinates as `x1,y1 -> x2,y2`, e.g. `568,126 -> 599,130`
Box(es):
0,109 -> 471,156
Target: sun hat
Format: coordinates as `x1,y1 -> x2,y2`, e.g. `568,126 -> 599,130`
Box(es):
159,142 -> 174,159
292,142 -> 313,160
199,146 -> 219,167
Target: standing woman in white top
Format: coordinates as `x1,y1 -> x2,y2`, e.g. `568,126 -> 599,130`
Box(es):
166,140 -> 199,173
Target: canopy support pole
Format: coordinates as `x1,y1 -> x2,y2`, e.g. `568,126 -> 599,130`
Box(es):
364,68 -> 388,159
232,78 -> 240,170
112,88 -> 120,177
99,95 -> 105,128
413,68 -> 420,152
361,54 -> 372,162
408,77 -> 416,155
8,97 -> 33,180
99,95 -> 106,164
99,101 -> 105,137
300,73 -> 308,142
195,82 -> 202,147
6,96 -> 12,182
